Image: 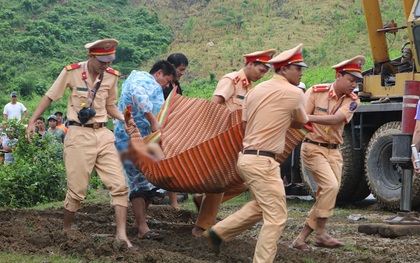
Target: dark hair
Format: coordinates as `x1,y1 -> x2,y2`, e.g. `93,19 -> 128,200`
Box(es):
167,53 -> 189,68
274,64 -> 289,74
150,60 -> 177,78
36,116 -> 45,122
245,61 -> 266,67
339,71 -> 362,81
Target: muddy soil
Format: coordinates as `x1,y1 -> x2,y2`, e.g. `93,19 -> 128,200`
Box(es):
0,198 -> 419,263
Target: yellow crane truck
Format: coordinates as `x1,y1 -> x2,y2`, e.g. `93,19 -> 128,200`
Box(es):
299,0 -> 420,210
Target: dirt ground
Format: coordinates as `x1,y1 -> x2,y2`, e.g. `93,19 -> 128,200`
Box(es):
1,197 -> 420,263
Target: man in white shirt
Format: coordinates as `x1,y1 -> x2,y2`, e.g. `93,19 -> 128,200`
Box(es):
3,91 -> 28,122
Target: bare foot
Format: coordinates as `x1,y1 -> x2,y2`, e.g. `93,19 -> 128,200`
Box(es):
168,191 -> 180,210
192,226 -> 205,237
116,235 -> 136,250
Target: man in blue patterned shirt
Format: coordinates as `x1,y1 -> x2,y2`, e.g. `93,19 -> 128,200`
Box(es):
114,60 -> 176,240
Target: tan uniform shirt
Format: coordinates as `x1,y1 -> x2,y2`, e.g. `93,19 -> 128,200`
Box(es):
305,83 -> 360,144
242,74 -> 308,154
213,68 -> 252,112
46,61 -> 119,124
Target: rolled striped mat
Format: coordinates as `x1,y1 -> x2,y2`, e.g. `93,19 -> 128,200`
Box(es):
125,94 -> 308,193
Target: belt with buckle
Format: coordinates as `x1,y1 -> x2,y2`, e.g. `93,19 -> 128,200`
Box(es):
242,149 -> 276,159
68,121 -> 106,129
303,139 -> 339,149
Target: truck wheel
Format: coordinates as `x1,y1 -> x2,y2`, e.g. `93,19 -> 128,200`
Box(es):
341,126 -> 371,203
301,127 -> 366,203
337,127 -> 367,202
365,121 -> 420,210
345,176 -> 371,203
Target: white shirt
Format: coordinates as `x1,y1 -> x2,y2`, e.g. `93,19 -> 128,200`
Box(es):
3,102 -> 27,121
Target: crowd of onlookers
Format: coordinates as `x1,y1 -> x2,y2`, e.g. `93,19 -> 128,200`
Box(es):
0,91 -> 66,164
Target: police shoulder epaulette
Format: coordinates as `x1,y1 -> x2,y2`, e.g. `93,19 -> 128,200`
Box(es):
349,92 -> 359,100
233,76 -> 240,85
106,67 -> 120,76
312,84 -> 330,93
65,63 -> 81,71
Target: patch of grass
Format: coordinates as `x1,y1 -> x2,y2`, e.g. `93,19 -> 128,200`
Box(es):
342,242 -> 372,254
29,187 -> 110,211
223,191 -> 254,205
176,194 -> 196,212
28,200 -> 63,210
0,252 -> 101,263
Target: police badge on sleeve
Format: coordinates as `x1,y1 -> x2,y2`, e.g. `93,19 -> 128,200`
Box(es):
349,102 -> 357,111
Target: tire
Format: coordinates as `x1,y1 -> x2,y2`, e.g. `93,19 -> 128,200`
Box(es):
301,127 -> 366,203
345,175 -> 371,203
365,121 -> 420,210
337,127 -> 367,202
342,126 -> 371,203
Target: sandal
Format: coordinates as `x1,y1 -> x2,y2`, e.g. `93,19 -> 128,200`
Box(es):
288,243 -> 312,251
139,230 -> 164,240
314,235 -> 344,249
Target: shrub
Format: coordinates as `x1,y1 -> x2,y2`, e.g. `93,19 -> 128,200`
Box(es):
183,72 -> 218,99
0,119 -> 66,208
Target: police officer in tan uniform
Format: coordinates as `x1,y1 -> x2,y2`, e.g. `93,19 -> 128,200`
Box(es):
290,56 -> 364,250
192,49 -> 276,237
211,49 -> 276,110
203,44 -> 308,263
25,39 -> 134,249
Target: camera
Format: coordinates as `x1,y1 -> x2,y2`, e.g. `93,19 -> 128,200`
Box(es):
78,107 -> 96,124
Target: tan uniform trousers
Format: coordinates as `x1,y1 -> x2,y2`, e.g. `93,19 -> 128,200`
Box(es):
63,126 -> 129,212
301,142 -> 342,230
196,183 -> 247,230
213,153 -> 287,263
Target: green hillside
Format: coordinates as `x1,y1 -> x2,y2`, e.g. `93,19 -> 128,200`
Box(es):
146,0 -> 407,96
0,0 -> 172,111
0,0 -> 409,112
